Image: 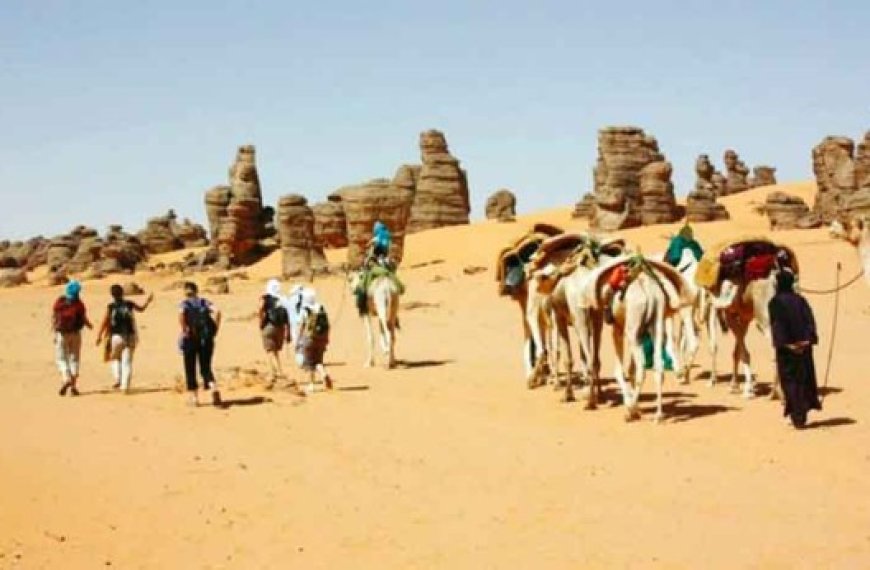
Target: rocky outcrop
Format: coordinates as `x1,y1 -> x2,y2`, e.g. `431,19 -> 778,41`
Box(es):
407,130 -> 470,233
0,268 -> 27,288
138,214 -> 181,254
686,188 -> 730,223
750,166 -> 777,188
277,194 -> 317,277
335,179 -> 413,267
638,160 -> 680,224
589,126 -> 678,231
392,164 -> 420,194
764,192 -> 820,230
812,136 -> 856,222
205,146 -> 270,268
98,226 -> 147,274
0,237 -> 49,270
844,131 -> 870,218
485,189 -> 516,222
720,149 -> 751,195
312,201 -> 348,248
571,193 -> 596,219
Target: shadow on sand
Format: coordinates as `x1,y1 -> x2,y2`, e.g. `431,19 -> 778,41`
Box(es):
394,359 -> 452,369
216,396 -> 272,409
80,386 -> 176,397
804,417 -> 856,429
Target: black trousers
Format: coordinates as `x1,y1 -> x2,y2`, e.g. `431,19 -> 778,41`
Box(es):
183,338 -> 215,391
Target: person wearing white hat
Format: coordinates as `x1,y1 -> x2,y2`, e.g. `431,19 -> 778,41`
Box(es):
259,279 -> 289,388
295,288 -> 333,393
282,283 -> 306,366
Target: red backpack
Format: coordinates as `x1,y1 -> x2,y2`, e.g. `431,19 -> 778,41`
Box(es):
54,297 -> 84,333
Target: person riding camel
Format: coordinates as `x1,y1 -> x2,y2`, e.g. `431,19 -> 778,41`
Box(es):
665,224 -> 704,268
365,220 -> 392,268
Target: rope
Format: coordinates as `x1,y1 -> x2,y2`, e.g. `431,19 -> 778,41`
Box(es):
798,269 -> 864,295
819,263 -> 842,404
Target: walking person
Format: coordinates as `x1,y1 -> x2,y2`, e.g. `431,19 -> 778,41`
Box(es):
95,284 -> 153,393
178,282 -> 222,407
259,279 -> 289,388
52,280 -> 93,396
768,271 -> 822,429
295,288 -> 334,393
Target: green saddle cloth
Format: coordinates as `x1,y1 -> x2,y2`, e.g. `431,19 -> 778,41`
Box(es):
358,266 -> 405,296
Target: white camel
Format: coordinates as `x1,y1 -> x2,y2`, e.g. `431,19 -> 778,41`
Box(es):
349,271 -> 399,369
495,224 -> 564,381
830,215 -> 870,284
582,255 -> 695,422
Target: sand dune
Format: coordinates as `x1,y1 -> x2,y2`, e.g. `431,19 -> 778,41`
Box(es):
2,181 -> 870,569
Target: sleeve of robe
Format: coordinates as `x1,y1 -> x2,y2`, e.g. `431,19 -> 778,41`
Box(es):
799,296 -> 819,345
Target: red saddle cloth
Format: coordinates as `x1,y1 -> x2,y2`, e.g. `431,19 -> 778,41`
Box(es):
744,254 -> 776,281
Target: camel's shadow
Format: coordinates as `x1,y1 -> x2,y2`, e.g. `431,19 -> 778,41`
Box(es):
394,359 -> 452,369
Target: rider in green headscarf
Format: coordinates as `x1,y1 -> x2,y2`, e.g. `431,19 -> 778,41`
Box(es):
665,223 -> 704,267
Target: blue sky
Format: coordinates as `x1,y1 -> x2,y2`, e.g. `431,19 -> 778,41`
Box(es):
1,0 -> 867,240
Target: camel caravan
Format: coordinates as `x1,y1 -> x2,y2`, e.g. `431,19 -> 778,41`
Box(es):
495,224 -> 800,423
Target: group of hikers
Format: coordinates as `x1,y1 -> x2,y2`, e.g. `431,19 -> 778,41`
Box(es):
50,220 -> 400,407
49,218 -> 822,428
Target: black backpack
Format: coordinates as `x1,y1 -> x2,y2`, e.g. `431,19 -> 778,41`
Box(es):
264,296 -> 288,327
184,298 -> 217,341
304,306 -> 330,340
109,301 -> 134,336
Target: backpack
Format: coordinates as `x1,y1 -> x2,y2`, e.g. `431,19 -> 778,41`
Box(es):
263,296 -> 288,327
54,297 -> 84,333
304,306 -> 330,340
109,301 -> 134,336
183,298 -> 217,341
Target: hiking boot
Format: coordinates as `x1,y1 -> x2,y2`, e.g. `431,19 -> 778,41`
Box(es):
324,375 -> 334,390
212,390 -> 222,407
70,387 -> 80,397
59,382 -> 71,396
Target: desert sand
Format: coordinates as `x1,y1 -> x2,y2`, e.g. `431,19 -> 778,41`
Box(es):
2,182 -> 870,569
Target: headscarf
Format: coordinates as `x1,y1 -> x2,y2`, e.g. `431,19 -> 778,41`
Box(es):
678,224 -> 694,240
776,270 -> 795,294
265,278 -> 282,299
65,280 -> 82,300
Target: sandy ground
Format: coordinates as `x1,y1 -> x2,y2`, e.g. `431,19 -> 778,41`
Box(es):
2,182 -> 870,569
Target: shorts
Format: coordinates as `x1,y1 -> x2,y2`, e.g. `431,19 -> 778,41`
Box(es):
261,324 -> 286,352
300,336 -> 327,370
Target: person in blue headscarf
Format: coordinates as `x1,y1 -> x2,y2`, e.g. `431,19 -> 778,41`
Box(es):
665,224 -> 704,267
52,280 -> 93,396
366,220 -> 392,266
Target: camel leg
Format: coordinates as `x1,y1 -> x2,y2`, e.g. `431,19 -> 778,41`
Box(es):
554,311 -> 573,391
526,302 -> 548,389
590,310 -> 604,408
677,305 -> 700,384
612,325 -> 637,421
652,315 -> 666,424
628,327 -> 647,421
707,308 -> 720,388
664,315 -> 681,383
568,308 -> 591,405
382,298 -> 397,370
363,315 -> 375,368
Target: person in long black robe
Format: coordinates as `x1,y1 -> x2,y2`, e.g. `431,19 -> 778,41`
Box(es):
768,271 -> 822,428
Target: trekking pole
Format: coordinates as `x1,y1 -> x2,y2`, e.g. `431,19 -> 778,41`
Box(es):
820,262 -> 841,405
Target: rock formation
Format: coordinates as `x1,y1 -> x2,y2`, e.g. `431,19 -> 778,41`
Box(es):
845,131 -> 870,218
138,214 -> 181,254
334,179 -> 413,267
312,201 -> 348,249
764,192 -> 820,230
277,194 -> 320,278
205,146 -> 270,268
392,164 -> 420,194
571,193 -> 596,219
0,268 -> 27,288
406,130 -> 470,233
98,226 -> 147,274
589,126 -> 679,231
812,135 -> 858,222
720,149 -> 751,195
485,189 -> 516,222
750,166 -> 777,188
638,160 -> 679,224
0,237 -> 49,270
685,188 -> 730,223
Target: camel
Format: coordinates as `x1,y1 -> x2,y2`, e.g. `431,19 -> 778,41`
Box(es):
348,270 -> 400,369
695,239 -> 798,398
495,224 -> 564,380
525,236 -> 626,405
581,255 -> 695,422
830,215 -> 870,284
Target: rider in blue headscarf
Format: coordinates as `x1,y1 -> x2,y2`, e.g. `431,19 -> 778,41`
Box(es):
368,220 -> 392,263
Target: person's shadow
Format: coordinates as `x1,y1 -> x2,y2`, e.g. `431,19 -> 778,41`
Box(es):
216,396 -> 272,409
804,417 -> 856,429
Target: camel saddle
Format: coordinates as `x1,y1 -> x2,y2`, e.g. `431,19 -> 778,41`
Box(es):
495,224 -> 565,295
586,254 -> 692,312
695,236 -> 798,289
